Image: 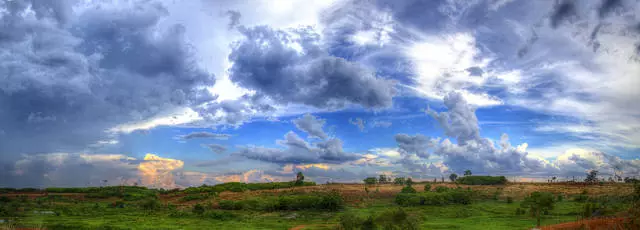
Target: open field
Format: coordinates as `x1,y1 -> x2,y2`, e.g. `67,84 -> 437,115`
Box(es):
0,182 -> 638,230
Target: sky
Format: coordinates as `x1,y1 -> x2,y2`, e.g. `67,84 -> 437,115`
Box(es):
1,0 -> 639,188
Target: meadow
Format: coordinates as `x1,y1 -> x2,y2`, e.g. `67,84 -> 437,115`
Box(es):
0,178 -> 638,230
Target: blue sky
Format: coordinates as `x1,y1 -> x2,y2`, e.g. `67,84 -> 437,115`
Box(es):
1,0 -> 639,188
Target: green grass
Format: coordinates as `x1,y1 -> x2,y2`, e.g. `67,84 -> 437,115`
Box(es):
3,197 -> 625,230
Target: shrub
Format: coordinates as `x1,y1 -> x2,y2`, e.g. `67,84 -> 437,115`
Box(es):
456,176 -> 507,185
395,190 -> 473,206
338,209 -> 420,230
363,177 -> 378,185
140,198 -> 160,210
217,191 -> 344,211
192,203 -> 206,215
401,186 -> 417,194
506,196 -> 513,204
423,184 -> 432,192
557,194 -> 564,202
434,186 -> 450,193
394,177 -> 406,185
521,192 -> 555,227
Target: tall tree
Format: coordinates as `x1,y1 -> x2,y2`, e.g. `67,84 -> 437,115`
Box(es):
295,172 -> 305,185
378,174 -> 388,184
464,170 -> 472,176
585,170 -> 599,183
449,173 -> 458,182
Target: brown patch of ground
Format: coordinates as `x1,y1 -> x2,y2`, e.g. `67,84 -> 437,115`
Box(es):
540,217 -> 637,230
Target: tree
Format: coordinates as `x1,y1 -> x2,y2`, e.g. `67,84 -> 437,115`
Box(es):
449,173 -> 458,182
521,192 -> 555,227
406,178 -> 414,186
441,176 -> 445,183
464,170 -> 472,176
551,176 -> 557,182
585,170 -> 599,183
394,177 -> 406,185
364,177 -> 378,185
378,175 -> 388,184
295,172 -> 305,185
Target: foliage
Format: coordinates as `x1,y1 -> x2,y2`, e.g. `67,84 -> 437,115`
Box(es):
464,170 -> 472,176
295,172 -> 305,186
456,176 -> 507,185
363,177 -> 378,185
139,198 -> 160,210
395,189 -> 473,206
400,186 -> 417,194
393,177 -> 406,185
423,183 -> 431,192
406,178 -> 414,186
434,186 -> 450,193
339,209 -> 420,230
378,175 -> 388,184
203,210 -> 236,221
449,173 -> 458,182
506,196 -> 513,203
520,192 -> 555,227
179,192 -> 217,202
182,181 -> 316,194
218,191 -> 344,211
192,203 -> 206,215
585,170 -> 599,183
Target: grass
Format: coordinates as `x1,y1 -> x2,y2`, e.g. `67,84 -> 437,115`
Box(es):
0,183 -> 635,230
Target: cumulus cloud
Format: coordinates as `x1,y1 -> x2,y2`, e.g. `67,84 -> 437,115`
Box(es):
394,134 -> 435,159
0,1 -> 215,156
349,117 -> 365,132
370,120 -> 392,128
293,114 -> 329,140
228,26 -> 396,110
178,132 -> 232,140
235,131 -> 359,164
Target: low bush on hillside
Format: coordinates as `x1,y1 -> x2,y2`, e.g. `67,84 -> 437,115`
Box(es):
395,188 -> 473,206
218,191 -> 343,211
400,186 -> 417,194
338,208 -> 420,230
179,192 -> 217,202
456,176 -> 507,185
183,181 -> 316,194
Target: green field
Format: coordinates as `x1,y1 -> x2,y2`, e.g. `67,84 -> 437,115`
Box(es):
0,181 -> 638,230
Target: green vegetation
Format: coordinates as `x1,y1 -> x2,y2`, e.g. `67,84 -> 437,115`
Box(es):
395,188 -> 473,206
218,191 -> 343,211
456,175 -> 507,185
520,192 -> 555,227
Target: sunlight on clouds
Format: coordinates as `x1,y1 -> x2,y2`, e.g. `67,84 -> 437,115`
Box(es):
138,154 -> 184,188
110,108 -> 202,134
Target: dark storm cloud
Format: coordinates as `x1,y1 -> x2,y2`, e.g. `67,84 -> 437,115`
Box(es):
204,144 -> 227,154
549,0 -> 576,28
0,1 -> 215,156
226,10 -> 241,29
228,26 -> 396,110
394,134 -> 434,159
597,0 -> 622,19
179,132 -> 232,140
293,114 -> 329,140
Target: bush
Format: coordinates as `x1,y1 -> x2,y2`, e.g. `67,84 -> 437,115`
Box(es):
506,196 -> 513,203
179,193 -> 217,202
140,198 -> 160,210
557,194 -> 564,202
401,186 -> 417,194
424,184 -> 431,192
456,176 -> 507,185
192,203 -> 206,215
218,191 -> 344,211
434,186 -> 450,193
339,209 -> 420,230
395,189 -> 473,206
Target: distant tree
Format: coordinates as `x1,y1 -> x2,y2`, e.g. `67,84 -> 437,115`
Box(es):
364,177 -> 378,185
521,192 -> 555,227
433,178 -> 437,183
551,176 -> 557,182
394,177 -> 406,185
295,172 -> 305,185
406,178 -> 414,186
585,170 -> 599,183
608,177 -> 614,182
449,173 -> 458,182
378,175 -> 388,184
464,170 -> 472,176
441,176 -> 445,183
